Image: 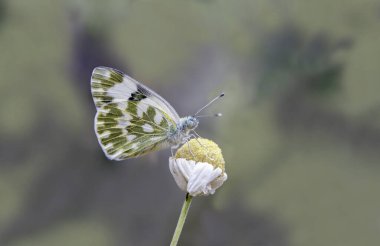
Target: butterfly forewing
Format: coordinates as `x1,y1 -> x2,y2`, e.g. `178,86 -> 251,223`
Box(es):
91,67 -> 180,121
91,67 -> 179,160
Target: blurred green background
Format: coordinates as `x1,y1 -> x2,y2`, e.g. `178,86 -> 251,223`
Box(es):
1,0 -> 380,245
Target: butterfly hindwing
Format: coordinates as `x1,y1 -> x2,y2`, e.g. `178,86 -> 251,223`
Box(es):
91,67 -> 179,160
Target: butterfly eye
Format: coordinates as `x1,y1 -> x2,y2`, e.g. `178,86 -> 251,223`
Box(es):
187,117 -> 199,129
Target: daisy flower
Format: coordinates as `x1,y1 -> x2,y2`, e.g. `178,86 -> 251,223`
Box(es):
169,138 -> 227,246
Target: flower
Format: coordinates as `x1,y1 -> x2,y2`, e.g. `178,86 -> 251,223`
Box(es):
169,138 -> 227,196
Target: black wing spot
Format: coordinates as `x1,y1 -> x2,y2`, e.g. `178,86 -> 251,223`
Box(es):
128,85 -> 148,101
136,84 -> 151,96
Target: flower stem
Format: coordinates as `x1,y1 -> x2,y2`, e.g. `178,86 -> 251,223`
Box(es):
170,193 -> 193,246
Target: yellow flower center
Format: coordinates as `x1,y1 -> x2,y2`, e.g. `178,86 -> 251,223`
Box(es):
175,138 -> 225,172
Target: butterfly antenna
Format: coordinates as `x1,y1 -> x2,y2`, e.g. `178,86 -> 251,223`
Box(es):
194,93 -> 225,116
196,113 -> 223,118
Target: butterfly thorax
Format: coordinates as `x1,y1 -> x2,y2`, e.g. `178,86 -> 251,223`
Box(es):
167,116 -> 199,146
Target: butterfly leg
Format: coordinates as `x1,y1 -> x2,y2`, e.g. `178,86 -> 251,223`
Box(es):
192,130 -> 202,138
186,139 -> 196,159
189,132 -> 216,162
171,145 -> 180,158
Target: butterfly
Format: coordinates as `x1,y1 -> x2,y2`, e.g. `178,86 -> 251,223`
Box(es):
91,66 -> 223,160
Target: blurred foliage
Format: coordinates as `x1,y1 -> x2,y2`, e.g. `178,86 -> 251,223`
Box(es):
252,25 -> 352,98
0,0 -> 6,28
1,0 -> 380,246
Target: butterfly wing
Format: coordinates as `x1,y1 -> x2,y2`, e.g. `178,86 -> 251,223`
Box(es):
91,67 -> 180,160
91,67 -> 180,120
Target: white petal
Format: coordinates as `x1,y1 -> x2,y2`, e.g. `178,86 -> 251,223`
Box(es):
187,162 -> 222,196
176,159 -> 196,181
169,158 -> 227,196
209,173 -> 228,194
169,158 -> 195,192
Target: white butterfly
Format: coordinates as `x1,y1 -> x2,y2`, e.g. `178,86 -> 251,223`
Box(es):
91,67 -> 223,160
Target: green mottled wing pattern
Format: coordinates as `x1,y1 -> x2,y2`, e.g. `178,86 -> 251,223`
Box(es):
91,67 -> 179,160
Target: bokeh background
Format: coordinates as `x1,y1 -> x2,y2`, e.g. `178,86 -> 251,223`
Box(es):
1,0 -> 380,245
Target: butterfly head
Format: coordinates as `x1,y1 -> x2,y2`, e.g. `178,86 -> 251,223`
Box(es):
181,116 -> 199,132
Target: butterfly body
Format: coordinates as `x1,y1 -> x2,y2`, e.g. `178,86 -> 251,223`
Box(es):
91,66 -> 200,160
167,116 -> 199,148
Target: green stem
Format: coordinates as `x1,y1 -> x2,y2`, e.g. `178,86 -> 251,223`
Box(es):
170,193 -> 193,246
